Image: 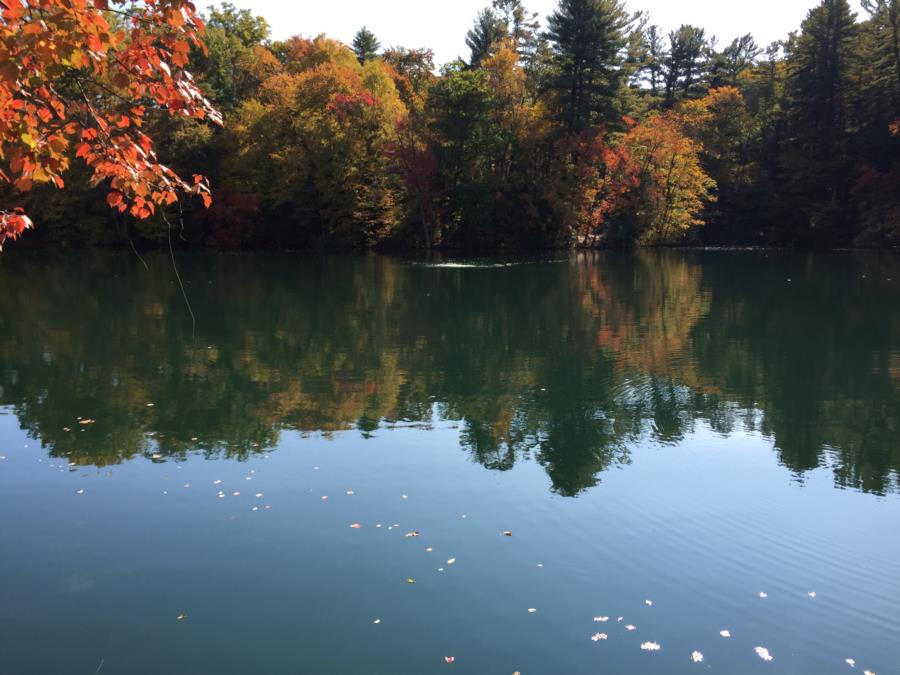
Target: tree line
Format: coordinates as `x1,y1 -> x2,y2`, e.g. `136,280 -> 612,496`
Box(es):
4,0 -> 900,249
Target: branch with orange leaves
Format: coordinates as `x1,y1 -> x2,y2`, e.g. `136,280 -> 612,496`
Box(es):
0,0 -> 222,248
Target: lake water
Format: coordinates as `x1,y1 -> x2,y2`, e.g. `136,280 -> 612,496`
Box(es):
0,250 -> 898,675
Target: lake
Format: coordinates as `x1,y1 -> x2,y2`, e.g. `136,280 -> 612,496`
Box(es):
0,250 -> 898,675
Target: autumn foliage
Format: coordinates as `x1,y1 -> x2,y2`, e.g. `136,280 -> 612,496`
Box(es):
0,0 -> 221,248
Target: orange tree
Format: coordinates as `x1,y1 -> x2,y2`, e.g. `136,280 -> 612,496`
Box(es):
0,0 -> 221,248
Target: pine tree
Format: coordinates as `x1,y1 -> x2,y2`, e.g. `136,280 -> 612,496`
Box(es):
546,0 -> 630,131
782,0 -> 858,240
352,26 -> 381,64
663,25 -> 708,107
466,8 -> 507,66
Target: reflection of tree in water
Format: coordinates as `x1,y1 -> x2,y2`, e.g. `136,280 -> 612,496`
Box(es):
0,250 -> 897,495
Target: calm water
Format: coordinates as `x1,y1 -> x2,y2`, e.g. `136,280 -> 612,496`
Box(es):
1,251 -> 899,675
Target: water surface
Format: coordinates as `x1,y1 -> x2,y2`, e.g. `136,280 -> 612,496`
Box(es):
0,251 -> 898,674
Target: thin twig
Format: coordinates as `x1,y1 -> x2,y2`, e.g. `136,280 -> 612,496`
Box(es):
94,658 -> 105,674
162,206 -> 196,339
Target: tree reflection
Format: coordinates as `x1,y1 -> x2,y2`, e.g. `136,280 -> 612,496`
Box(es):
0,250 -> 897,495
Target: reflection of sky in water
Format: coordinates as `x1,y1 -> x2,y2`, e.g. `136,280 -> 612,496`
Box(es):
2,408 -> 899,675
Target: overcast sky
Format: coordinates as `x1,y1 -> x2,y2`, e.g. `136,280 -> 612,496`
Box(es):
231,0 -> 867,66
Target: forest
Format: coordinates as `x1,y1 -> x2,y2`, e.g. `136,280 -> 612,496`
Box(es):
1,0 -> 899,250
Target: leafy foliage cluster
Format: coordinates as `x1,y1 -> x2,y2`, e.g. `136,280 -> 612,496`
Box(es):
3,0 -> 900,248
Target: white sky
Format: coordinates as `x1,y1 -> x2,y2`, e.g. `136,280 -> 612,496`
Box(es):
231,0 -> 867,66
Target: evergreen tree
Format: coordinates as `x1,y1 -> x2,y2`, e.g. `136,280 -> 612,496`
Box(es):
782,0 -> 858,241
708,34 -> 762,87
663,25 -> 708,107
466,8 -> 507,66
352,26 -> 381,63
546,0 -> 630,131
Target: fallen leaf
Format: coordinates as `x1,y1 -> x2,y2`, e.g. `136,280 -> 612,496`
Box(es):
591,633 -> 608,642
640,642 -> 661,651
691,651 -> 704,663
755,646 -> 773,662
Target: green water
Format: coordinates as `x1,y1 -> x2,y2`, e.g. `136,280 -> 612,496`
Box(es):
0,250 -> 898,674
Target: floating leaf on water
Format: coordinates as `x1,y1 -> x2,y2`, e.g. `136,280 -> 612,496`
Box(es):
591,633 -> 608,642
527,608 -> 537,614
406,578 -> 416,584
444,656 -> 455,664
176,613 -> 186,621
626,625 -> 637,631
251,506 -> 259,512
375,524 -> 382,528
755,647 -> 773,662
503,531 -> 513,537
691,651 -> 704,663
373,619 -> 381,624
759,592 -> 768,599
146,403 -> 155,407
720,630 -> 731,638
75,489 -> 85,495
78,419 -> 96,426
425,547 -> 433,552
255,493 -> 263,498
846,659 -> 856,668
447,558 -> 456,565
349,523 -> 362,529
640,642 -> 661,651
